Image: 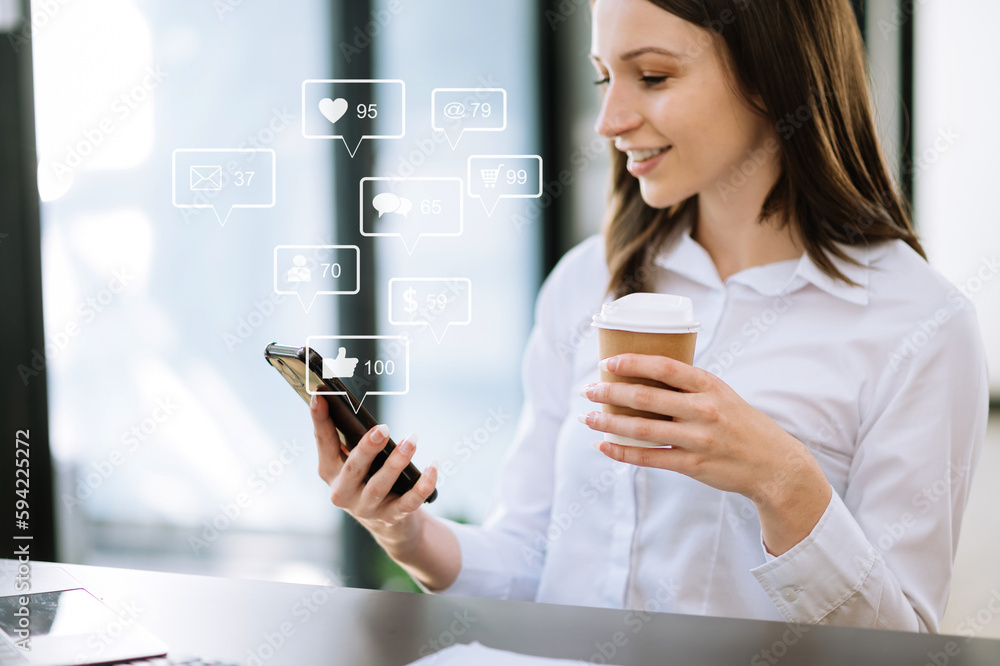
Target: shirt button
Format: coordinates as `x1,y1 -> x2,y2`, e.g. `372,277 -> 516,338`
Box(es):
781,586 -> 798,602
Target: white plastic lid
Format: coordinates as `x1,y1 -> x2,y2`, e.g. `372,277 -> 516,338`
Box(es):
591,293 -> 701,334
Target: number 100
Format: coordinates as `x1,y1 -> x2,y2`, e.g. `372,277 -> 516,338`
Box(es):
365,359 -> 395,375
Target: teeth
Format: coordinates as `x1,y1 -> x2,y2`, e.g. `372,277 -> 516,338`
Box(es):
628,146 -> 670,162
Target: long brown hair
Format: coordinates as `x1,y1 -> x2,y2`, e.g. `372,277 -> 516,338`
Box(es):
602,0 -> 925,298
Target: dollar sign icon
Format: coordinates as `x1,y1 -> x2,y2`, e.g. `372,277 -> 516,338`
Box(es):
403,287 -> 418,314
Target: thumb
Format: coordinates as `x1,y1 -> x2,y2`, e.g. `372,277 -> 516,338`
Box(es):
336,347 -> 347,360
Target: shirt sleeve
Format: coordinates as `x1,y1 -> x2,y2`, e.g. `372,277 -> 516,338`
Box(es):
751,299 -> 990,631
418,263 -> 577,601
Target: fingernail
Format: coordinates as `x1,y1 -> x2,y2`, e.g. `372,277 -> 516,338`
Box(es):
592,441 -> 605,453
398,439 -> 414,455
402,432 -> 419,447
577,412 -> 591,425
579,382 -> 597,398
310,393 -> 317,409
599,357 -> 618,373
372,424 -> 389,444
427,459 -> 439,472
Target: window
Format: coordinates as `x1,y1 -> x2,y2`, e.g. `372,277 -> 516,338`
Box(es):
31,0 -> 548,584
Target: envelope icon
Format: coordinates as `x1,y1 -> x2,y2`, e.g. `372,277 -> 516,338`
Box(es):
190,165 -> 223,191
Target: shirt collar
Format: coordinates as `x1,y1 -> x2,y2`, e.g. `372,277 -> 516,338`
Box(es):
652,218 -> 871,306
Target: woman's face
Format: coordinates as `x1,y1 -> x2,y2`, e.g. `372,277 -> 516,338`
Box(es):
590,0 -> 777,209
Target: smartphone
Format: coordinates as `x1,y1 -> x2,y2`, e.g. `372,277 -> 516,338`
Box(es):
264,342 -> 437,503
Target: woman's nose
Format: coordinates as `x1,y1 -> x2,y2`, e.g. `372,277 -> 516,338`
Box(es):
594,84 -> 642,138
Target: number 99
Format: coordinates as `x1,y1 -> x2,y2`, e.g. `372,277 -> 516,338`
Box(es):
506,169 -> 528,185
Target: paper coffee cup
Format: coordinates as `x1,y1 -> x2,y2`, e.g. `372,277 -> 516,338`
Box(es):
591,293 -> 700,447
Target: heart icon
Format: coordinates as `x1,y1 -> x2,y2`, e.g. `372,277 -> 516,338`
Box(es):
318,97 -> 348,124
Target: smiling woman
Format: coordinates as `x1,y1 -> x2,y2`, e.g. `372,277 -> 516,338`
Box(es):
591,0 -> 920,294
309,0 -> 989,633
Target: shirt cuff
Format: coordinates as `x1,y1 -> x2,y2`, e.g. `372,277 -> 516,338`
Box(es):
413,517 -> 513,599
750,489 -> 875,624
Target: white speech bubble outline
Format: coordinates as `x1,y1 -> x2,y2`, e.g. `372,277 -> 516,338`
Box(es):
360,177 -> 464,254
305,335 -> 409,412
301,79 -> 406,157
467,154 -> 542,217
431,88 -> 507,150
172,148 -> 276,226
387,277 -> 472,344
273,245 -> 361,312
372,192 -> 401,217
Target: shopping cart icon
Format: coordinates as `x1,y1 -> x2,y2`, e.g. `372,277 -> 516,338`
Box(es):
481,163 -> 504,188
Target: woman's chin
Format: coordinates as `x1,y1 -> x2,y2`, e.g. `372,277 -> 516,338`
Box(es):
638,182 -> 691,210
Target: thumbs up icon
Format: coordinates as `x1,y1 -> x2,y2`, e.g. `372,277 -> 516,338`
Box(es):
322,347 -> 360,379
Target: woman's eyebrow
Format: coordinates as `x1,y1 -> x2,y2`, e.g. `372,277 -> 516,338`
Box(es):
620,46 -> 683,61
589,46 -> 684,65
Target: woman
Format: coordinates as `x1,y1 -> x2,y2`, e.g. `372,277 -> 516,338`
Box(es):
310,0 -> 988,631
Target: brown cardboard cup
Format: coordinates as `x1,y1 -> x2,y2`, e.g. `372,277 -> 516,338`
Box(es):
592,293 -> 700,447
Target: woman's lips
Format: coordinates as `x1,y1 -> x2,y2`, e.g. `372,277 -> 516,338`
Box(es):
627,146 -> 672,176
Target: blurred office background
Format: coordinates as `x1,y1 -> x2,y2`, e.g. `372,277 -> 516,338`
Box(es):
1,0 -> 998,638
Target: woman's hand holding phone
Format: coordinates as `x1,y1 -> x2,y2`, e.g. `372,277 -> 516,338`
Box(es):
310,394 -> 438,547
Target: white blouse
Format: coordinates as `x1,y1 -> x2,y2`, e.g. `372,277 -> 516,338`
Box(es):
426,221 -> 989,631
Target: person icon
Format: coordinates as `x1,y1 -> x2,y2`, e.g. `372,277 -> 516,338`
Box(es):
287,255 -> 311,283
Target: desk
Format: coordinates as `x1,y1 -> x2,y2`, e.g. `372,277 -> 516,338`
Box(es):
4,560 -> 1000,665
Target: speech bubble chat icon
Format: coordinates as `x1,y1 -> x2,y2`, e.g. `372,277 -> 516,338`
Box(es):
302,79 -> 405,157
274,245 -> 361,312
361,177 -> 463,254
306,335 -> 409,411
432,88 -> 507,150
172,148 -> 276,226
468,154 -> 542,217
373,192 -> 417,218
388,278 -> 472,344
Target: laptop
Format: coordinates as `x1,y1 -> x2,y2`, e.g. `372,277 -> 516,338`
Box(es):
0,565 -> 238,666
